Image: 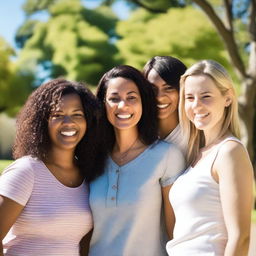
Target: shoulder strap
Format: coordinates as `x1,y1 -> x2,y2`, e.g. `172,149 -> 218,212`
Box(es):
209,136 -> 243,172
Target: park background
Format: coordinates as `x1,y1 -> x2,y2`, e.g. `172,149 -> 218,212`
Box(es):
0,0 -> 255,254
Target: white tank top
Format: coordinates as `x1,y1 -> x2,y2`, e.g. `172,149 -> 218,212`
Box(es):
166,137 -> 242,256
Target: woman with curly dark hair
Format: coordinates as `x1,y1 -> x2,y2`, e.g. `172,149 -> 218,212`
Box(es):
89,65 -> 186,256
0,78 -> 105,256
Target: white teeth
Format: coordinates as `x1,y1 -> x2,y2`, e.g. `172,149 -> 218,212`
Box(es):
117,114 -> 132,119
61,131 -> 77,136
157,104 -> 169,109
195,113 -> 208,118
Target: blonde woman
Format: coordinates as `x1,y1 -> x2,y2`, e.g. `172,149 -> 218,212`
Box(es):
166,60 -> 254,256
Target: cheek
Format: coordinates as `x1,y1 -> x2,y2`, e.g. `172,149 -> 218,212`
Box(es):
171,94 -> 179,107
137,103 -> 143,114
184,102 -> 192,118
81,120 -> 87,135
105,105 -> 115,123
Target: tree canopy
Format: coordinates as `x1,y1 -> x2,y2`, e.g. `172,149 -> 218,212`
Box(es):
116,6 -> 231,72
17,0 -> 121,85
0,37 -> 34,116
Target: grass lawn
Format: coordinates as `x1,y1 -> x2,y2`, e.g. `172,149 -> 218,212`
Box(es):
0,160 -> 13,172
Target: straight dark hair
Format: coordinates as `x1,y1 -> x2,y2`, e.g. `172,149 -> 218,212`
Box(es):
143,56 -> 187,91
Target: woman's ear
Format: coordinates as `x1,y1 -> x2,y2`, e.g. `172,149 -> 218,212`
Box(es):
224,91 -> 232,107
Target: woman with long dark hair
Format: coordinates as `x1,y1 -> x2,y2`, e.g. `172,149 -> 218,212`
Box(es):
89,65 -> 185,256
143,56 -> 187,154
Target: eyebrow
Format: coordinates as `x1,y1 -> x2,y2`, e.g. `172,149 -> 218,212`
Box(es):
53,108 -> 83,112
108,91 -> 139,95
185,91 -> 211,95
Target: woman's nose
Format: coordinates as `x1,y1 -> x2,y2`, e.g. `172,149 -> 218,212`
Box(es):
63,115 -> 74,123
192,98 -> 201,108
117,100 -> 126,108
156,89 -> 164,99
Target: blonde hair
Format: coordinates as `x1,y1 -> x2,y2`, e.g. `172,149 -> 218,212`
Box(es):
179,60 -> 240,165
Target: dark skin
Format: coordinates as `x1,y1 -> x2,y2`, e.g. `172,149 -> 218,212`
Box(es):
80,229 -> 93,256
0,94 -> 92,255
0,196 -> 24,256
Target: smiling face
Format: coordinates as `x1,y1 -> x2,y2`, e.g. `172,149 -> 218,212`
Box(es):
147,69 -> 179,121
48,93 -> 86,152
105,77 -> 142,131
184,74 -> 230,135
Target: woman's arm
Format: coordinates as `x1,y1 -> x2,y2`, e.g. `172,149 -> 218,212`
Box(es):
214,141 -> 254,256
0,195 -> 24,255
80,229 -> 93,256
162,184 -> 175,240
0,242 -> 3,256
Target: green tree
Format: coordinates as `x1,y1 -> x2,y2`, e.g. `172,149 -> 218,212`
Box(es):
120,0 -> 256,164
17,0 -> 121,85
0,37 -> 34,116
116,7 -> 231,73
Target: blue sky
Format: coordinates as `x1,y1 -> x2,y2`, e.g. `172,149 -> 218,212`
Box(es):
0,0 -> 26,47
0,0 -> 129,49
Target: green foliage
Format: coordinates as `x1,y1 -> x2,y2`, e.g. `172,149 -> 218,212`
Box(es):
0,37 -> 34,115
126,0 -> 186,10
22,0 -> 60,15
0,160 -> 13,172
17,0 -> 121,85
15,20 -> 40,48
116,7 -> 231,72
0,113 -> 15,160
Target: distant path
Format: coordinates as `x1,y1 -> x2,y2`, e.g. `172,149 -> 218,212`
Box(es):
249,223 -> 256,256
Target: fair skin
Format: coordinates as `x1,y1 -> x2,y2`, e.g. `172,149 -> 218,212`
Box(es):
0,93 -> 89,255
105,77 -> 174,237
147,68 -> 179,139
184,74 -> 253,256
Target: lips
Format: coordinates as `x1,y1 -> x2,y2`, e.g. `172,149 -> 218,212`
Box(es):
194,113 -> 209,120
157,103 -> 169,109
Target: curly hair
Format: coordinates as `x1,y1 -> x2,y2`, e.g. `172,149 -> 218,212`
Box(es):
96,65 -> 158,152
13,78 -> 106,181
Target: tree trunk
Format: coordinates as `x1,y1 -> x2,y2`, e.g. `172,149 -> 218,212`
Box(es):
238,77 -> 256,167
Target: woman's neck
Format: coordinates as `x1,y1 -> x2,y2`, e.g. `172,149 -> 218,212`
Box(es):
46,148 -> 75,168
203,130 -> 231,150
158,114 -> 179,139
114,127 -> 140,153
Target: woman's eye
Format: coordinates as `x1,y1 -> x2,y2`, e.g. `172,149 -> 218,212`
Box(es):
73,113 -> 84,118
51,114 -> 63,119
127,96 -> 136,101
165,86 -> 174,91
202,95 -> 211,99
185,96 -> 194,100
108,98 -> 120,103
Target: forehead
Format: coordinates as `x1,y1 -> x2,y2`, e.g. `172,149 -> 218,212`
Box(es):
147,68 -> 165,85
54,93 -> 83,110
106,77 -> 140,95
184,75 -> 219,93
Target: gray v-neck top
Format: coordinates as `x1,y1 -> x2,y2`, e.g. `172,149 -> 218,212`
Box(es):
89,140 -> 185,256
